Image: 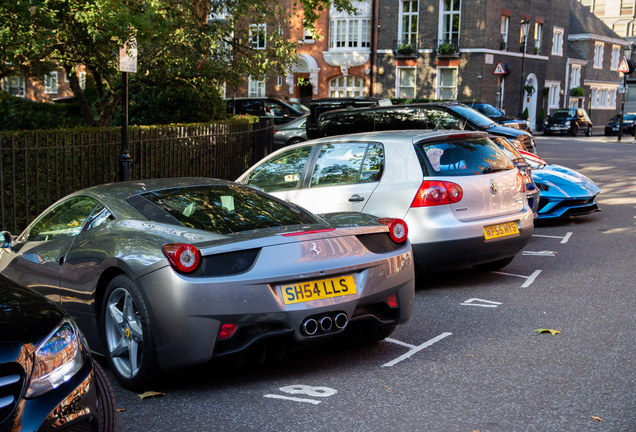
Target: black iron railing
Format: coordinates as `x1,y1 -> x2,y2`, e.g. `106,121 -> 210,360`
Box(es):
0,120 -> 273,233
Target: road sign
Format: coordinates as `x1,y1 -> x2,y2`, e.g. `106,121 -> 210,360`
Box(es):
493,61 -> 507,75
618,57 -> 630,73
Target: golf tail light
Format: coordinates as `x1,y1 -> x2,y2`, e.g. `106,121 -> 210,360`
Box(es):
377,218 -> 408,243
219,324 -> 238,340
516,171 -> 526,193
386,293 -> 399,309
411,180 -> 463,207
163,243 -> 201,273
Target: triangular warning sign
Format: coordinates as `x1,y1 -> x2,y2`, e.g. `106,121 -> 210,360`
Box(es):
493,61 -> 507,75
618,57 -> 630,73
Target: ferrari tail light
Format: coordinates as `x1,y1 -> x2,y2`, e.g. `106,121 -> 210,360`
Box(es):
163,243 -> 201,273
411,180 -> 463,207
219,324 -> 238,340
376,218 -> 408,243
386,293 -> 399,309
516,171 -> 526,193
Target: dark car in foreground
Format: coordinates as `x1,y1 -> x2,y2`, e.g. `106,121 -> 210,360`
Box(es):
462,101 -> 532,133
543,108 -> 593,136
604,113 -> 636,136
0,178 -> 414,391
0,273 -> 116,432
314,102 -> 537,153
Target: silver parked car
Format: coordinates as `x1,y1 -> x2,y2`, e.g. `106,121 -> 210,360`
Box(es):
238,130 -> 534,272
274,113 -> 308,150
0,178 -> 414,391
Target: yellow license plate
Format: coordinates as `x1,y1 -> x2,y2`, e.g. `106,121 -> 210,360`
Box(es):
281,275 -> 357,305
483,222 -> 519,240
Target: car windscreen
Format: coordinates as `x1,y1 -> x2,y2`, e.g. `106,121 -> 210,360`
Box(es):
413,137 -> 514,177
489,136 -> 523,161
131,185 -> 321,234
447,105 -> 497,128
551,109 -> 575,118
473,103 -> 504,117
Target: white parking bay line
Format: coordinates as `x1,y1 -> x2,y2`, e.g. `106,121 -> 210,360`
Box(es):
263,394 -> 322,405
491,269 -> 542,287
533,232 -> 573,244
382,332 -> 453,367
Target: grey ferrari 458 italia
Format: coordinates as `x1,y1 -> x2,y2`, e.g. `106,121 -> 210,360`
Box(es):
0,178 -> 414,391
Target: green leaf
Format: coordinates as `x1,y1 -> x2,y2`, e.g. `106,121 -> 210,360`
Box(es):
533,328 -> 561,335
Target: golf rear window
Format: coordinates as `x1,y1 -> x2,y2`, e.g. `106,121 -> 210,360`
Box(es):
413,137 -> 514,177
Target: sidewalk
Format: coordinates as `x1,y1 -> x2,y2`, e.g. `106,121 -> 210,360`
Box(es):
534,134 -> 636,143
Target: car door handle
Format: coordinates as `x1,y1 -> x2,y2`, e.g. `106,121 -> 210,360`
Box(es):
349,195 -> 365,203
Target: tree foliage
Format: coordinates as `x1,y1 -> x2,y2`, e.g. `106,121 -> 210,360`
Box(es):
1,0 -> 356,127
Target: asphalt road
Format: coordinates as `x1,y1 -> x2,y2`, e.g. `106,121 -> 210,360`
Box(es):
105,134 -> 636,432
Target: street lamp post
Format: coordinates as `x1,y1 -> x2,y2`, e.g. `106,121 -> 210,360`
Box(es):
618,45 -> 633,142
518,19 -> 531,118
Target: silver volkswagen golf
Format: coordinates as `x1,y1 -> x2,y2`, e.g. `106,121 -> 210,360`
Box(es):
238,130 -> 534,272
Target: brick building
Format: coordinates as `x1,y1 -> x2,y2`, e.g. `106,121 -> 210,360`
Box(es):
1,68 -> 83,103
231,0 -> 629,131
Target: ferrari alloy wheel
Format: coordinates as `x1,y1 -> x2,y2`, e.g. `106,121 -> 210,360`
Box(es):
102,275 -> 158,390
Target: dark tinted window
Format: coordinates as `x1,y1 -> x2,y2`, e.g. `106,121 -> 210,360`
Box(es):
413,137 -> 514,177
135,185 -> 320,234
317,106 -> 462,137
472,103 -> 504,117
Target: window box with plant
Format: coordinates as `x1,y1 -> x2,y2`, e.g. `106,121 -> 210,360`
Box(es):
436,41 -> 459,57
395,41 -> 417,57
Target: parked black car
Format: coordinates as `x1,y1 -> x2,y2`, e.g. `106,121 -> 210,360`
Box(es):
225,97 -> 303,124
462,101 -> 532,133
543,108 -> 593,136
306,97 -> 387,139
0,273 -> 116,432
314,101 -> 537,153
604,113 -> 636,136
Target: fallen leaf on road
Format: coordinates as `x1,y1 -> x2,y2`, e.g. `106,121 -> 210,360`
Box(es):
592,416 -> 602,421
383,385 -> 392,391
138,391 -> 165,400
533,328 -> 560,335
116,408 -> 126,413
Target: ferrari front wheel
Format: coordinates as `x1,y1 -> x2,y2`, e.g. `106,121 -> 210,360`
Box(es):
102,275 -> 159,391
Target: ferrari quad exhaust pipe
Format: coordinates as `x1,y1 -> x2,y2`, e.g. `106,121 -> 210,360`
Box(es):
301,313 -> 348,336
302,318 -> 318,335
334,313 -> 348,329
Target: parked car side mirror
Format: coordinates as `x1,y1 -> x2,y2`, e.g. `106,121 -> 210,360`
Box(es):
1,231 -> 13,249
